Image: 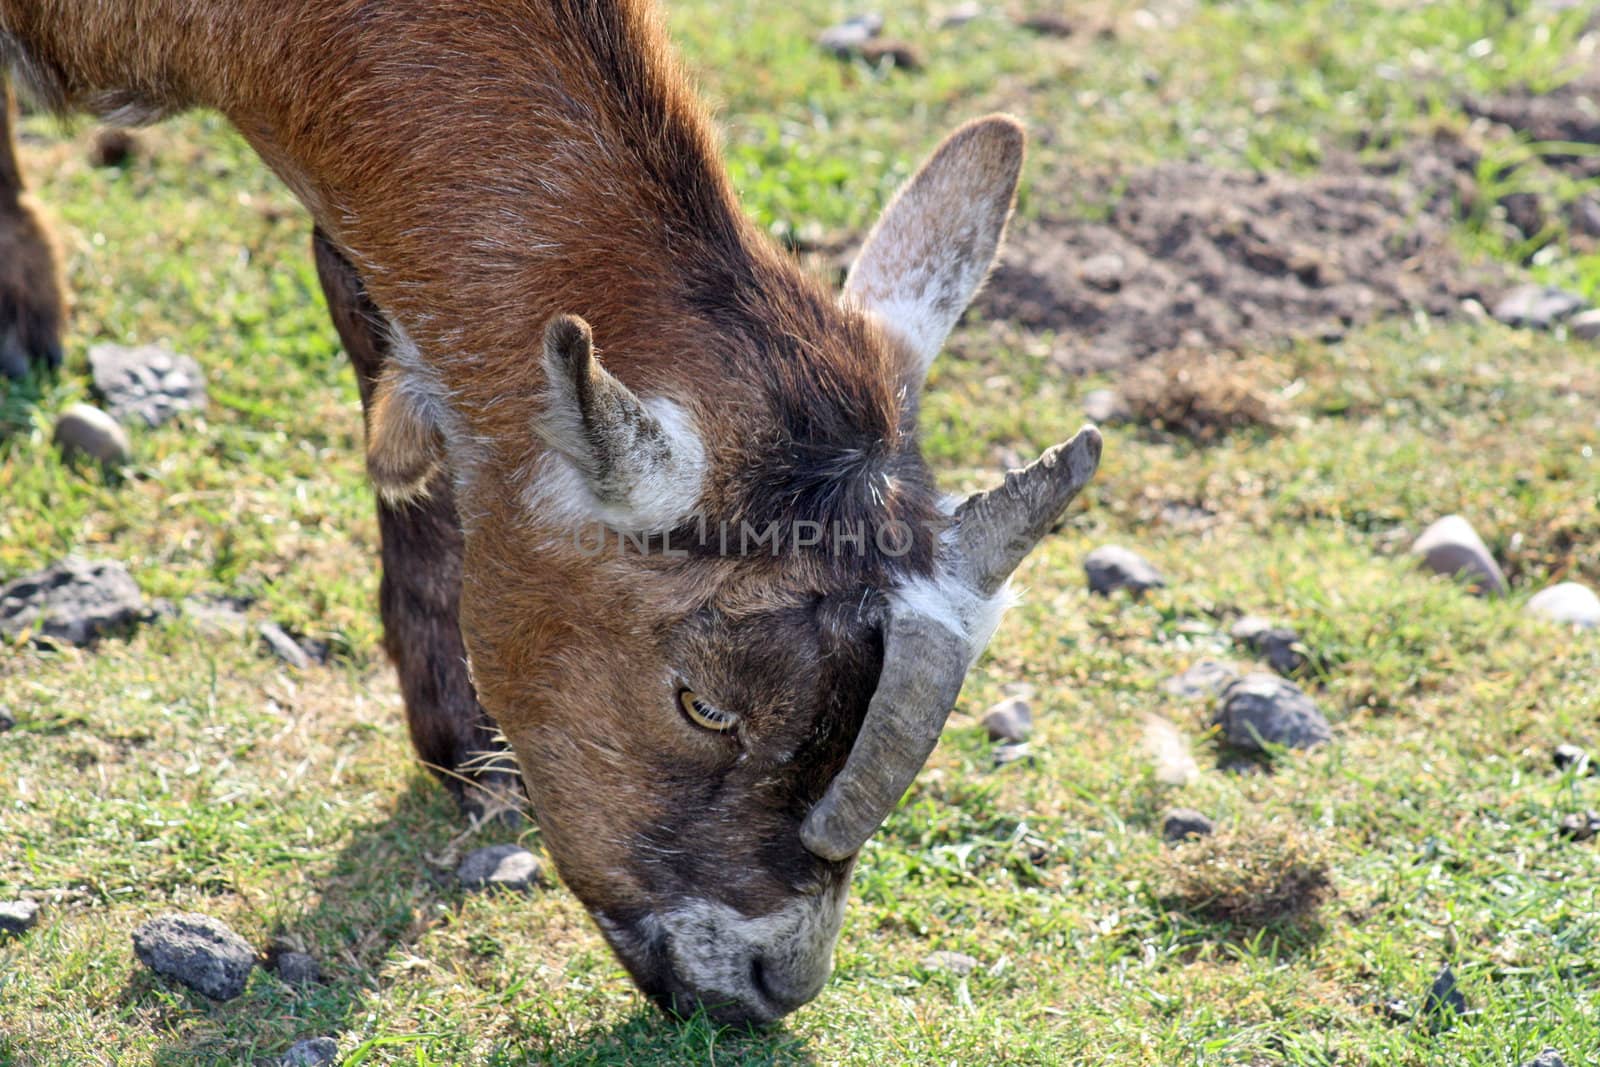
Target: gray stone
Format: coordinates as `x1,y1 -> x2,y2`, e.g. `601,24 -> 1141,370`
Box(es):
1554,743 -> 1593,775
1161,659 -> 1240,699
0,900 -> 40,933
132,913 -> 256,1001
88,342 -> 206,428
1524,1050 -> 1567,1067
1161,808 -> 1215,843
1079,253 -> 1125,292
936,2 -> 982,28
259,621 -> 311,670
53,403 -> 132,465
1215,673 -> 1331,752
1081,388 -> 1131,425
1084,545 -> 1165,596
816,13 -> 883,55
271,951 -> 322,986
1572,194 -> 1600,236
981,696 -> 1032,743
0,558 -> 145,647
1526,582 -> 1600,628
1423,965 -> 1466,1031
1491,284 -> 1587,329
921,950 -> 979,976
181,595 -> 251,638
1558,811 -> 1600,842
1567,308 -> 1600,342
1231,616 -> 1307,675
457,844 -> 542,892
281,1038 -> 339,1067
0,704 -> 14,732
992,740 -> 1033,768
1411,515 -> 1507,597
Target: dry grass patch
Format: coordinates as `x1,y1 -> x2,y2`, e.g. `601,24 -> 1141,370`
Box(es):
1119,351 -> 1285,441
1157,822 -> 1333,929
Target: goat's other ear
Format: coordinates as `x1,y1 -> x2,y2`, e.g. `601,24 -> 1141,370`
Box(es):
366,365 -> 444,503
842,115 -> 1024,386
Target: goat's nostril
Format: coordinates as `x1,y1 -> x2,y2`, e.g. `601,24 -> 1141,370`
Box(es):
749,955 -> 776,1006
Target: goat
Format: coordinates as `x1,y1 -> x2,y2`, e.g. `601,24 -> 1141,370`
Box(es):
0,0 -> 1100,1024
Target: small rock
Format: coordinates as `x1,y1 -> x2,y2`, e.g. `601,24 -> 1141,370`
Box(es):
1572,194 -> 1600,236
0,705 -> 14,732
88,342 -> 206,428
859,39 -> 923,70
1411,515 -> 1508,597
1001,681 -> 1036,701
1526,582 -> 1600,628
1161,659 -> 1240,699
1491,284 -> 1587,330
281,1038 -> 339,1067
1215,674 -> 1332,753
259,622 -> 311,670
936,2 -> 983,28
921,949 -> 979,976
992,740 -> 1033,767
457,844 -> 542,892
1161,808 -> 1215,843
1422,965 -> 1466,1031
88,128 -> 139,168
1553,743 -> 1593,775
1567,308 -> 1600,342
0,558 -> 145,647
0,900 -> 40,933
1524,1050 -> 1567,1067
1017,12 -> 1073,36
816,13 -> 883,55
132,913 -> 257,1001
1084,545 -> 1165,596
53,403 -> 132,465
1558,811 -> 1600,842
980,696 -> 1032,743
181,595 -> 252,638
271,951 -> 322,986
1081,388 -> 1130,425
1230,616 -> 1307,676
1079,252 -> 1125,292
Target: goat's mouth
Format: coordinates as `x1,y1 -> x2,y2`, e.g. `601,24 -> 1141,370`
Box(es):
591,905 -> 830,1027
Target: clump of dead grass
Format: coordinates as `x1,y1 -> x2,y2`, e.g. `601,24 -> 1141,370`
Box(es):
1120,352 -> 1284,441
1157,822 -> 1332,927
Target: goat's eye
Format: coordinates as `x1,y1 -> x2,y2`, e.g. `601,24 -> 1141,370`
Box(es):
678,689 -> 739,733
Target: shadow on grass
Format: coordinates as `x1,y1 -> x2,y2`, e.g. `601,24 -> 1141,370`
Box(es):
132,775 -> 815,1066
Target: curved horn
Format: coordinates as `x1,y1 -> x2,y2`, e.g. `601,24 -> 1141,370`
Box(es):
800,612 -> 971,862
955,426 -> 1103,596
800,426 -> 1104,862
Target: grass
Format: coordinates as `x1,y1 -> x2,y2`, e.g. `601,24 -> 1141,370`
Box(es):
3,0 -> 1600,1063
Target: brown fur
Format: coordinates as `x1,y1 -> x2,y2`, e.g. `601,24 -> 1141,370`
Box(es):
0,77 -> 64,376
0,1 -> 1029,1021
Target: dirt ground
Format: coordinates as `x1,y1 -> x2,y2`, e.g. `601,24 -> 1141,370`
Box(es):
976,149 -> 1503,372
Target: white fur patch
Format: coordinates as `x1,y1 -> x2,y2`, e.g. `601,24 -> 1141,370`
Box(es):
526,396 -> 706,534
890,571 -> 1015,669
657,879 -> 851,1021
386,321 -> 480,473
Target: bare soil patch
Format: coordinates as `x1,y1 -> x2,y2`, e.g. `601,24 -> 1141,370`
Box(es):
1466,74 -> 1600,179
977,154 -> 1501,371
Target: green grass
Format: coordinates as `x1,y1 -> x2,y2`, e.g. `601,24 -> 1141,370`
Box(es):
3,1 -> 1600,1063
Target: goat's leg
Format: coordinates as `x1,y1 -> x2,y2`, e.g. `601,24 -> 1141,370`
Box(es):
311,227 -> 523,819
0,75 -> 65,379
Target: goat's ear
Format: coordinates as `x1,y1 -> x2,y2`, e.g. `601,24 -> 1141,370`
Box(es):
533,314 -> 707,533
842,115 -> 1024,385
367,366 -> 444,503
